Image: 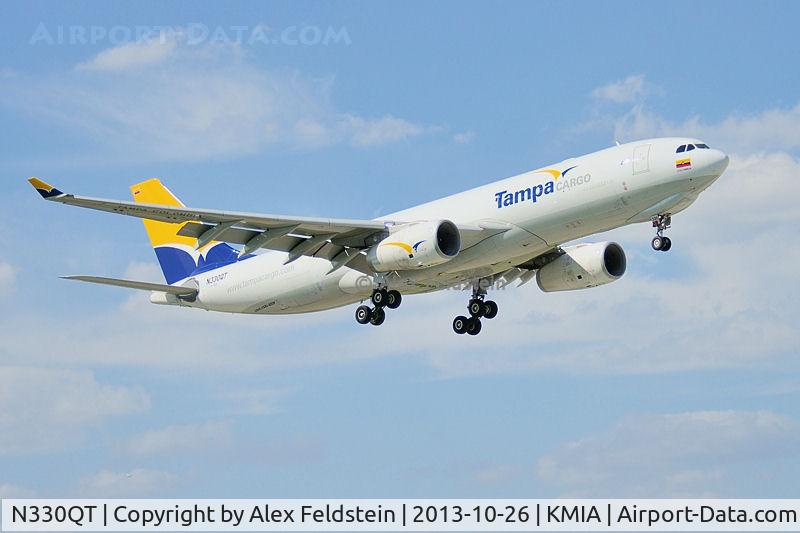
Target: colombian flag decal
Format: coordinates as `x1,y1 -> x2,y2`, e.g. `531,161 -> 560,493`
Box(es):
676,158 -> 692,170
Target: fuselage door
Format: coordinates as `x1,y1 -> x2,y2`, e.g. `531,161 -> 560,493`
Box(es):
632,144 -> 651,174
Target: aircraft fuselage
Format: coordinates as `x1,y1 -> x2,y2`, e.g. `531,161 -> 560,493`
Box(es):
155,137 -> 729,314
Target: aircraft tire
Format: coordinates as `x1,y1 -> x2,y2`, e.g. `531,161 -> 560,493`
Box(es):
483,300 -> 498,319
468,299 -> 485,317
369,306 -> 386,326
651,236 -> 664,251
386,290 -> 402,309
467,318 -> 482,335
453,315 -> 469,334
371,288 -> 388,307
355,305 -> 372,324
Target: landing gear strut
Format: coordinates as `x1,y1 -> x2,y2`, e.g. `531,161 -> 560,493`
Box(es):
453,281 -> 498,335
651,214 -> 672,252
355,286 -> 402,326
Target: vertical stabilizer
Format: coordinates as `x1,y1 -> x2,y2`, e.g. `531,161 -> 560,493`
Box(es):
131,179 -> 239,284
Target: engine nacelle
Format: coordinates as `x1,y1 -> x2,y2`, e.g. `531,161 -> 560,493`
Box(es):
366,220 -> 461,272
536,241 -> 626,292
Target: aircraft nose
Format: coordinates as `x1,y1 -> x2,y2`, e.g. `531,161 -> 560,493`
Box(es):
709,149 -> 730,175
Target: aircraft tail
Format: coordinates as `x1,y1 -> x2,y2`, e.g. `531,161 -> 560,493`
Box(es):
131,179 -> 239,284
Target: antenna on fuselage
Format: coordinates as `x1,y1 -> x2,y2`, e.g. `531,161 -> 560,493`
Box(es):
615,140 -> 621,146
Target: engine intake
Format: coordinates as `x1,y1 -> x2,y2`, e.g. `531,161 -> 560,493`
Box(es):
367,220 -> 461,272
536,241 -> 626,292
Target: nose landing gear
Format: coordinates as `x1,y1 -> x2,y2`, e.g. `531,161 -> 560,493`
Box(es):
355,287 -> 402,326
651,214 -> 673,252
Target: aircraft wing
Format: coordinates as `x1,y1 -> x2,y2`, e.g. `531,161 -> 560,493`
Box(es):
28,178 -> 504,264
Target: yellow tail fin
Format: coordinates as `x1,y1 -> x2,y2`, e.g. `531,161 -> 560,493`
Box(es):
130,179 -> 239,284
130,178 -> 197,249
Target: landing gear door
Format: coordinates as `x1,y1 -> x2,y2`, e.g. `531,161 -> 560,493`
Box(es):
633,144 -> 651,174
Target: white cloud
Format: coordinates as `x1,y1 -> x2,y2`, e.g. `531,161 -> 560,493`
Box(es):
223,387 -> 289,416
234,435 -> 324,466
122,261 -> 163,283
693,151 -> 800,226
2,40 -> 432,161
472,464 -> 520,485
0,296 -> 379,374
76,34 -> 177,71
592,75 -> 648,103
453,130 -> 476,144
0,483 -> 35,498
537,411 -> 800,497
613,102 -> 800,153
0,261 -> 15,293
0,294 -> 359,371
0,367 -> 150,454
342,114 -> 424,147
125,420 -> 233,457
78,468 -> 176,497
0,255 -> 377,372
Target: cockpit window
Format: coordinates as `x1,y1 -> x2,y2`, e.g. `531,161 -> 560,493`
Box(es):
676,145 -> 686,153
686,144 -> 696,151
696,143 -> 709,149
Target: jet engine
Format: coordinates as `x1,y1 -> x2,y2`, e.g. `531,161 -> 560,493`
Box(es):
536,241 -> 626,292
366,220 -> 461,272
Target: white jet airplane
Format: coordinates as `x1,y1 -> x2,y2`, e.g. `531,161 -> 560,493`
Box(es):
29,137 -> 728,335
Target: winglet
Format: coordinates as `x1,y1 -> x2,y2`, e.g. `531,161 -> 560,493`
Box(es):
28,177 -> 65,199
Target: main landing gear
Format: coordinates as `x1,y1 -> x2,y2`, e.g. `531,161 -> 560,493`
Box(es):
651,214 -> 673,252
355,287 -> 402,326
453,284 -> 498,336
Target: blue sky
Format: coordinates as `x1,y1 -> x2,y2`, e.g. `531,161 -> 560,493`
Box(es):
1,1 -> 800,499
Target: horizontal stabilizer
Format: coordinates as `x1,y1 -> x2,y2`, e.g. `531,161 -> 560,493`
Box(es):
61,275 -> 198,297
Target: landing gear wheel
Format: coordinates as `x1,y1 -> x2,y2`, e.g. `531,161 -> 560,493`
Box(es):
369,306 -> 386,326
453,315 -> 469,334
468,299 -> 485,317
386,290 -> 402,309
467,318 -> 482,336
355,305 -> 372,325
651,236 -> 664,251
371,288 -> 388,307
651,214 -> 672,252
483,300 -> 498,319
